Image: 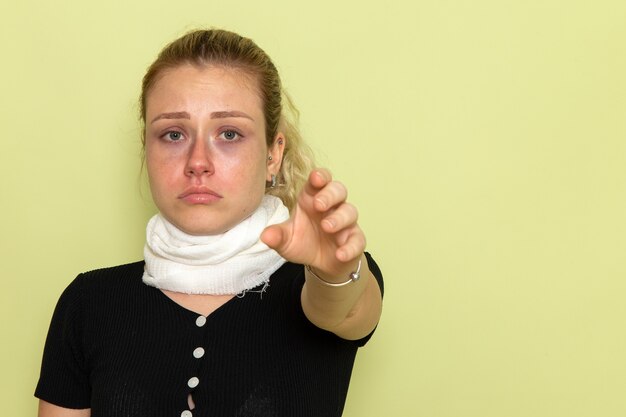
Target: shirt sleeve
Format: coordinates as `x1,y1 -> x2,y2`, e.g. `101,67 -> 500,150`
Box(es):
365,251 -> 384,298
35,274 -> 91,409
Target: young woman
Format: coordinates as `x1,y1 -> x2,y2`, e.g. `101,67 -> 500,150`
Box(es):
36,29 -> 383,417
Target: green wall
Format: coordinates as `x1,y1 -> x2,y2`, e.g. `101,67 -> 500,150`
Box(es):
2,1 -> 626,415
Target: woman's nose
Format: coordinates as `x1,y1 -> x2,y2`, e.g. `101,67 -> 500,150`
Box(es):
185,138 -> 214,176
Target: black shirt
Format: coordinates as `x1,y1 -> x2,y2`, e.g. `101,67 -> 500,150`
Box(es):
36,254 -> 383,417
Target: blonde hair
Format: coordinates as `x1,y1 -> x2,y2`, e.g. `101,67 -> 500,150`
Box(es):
139,29 -> 314,211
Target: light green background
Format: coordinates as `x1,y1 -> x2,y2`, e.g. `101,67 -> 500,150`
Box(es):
1,1 -> 625,416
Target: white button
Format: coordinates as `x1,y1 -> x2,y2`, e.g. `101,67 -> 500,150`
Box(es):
193,347 -> 205,359
195,316 -> 206,327
188,377 -> 200,388
181,411 -> 192,417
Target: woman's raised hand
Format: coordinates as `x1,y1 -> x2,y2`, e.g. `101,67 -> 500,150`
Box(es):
261,169 -> 365,279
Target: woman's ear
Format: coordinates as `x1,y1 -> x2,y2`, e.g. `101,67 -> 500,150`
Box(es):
266,133 -> 286,181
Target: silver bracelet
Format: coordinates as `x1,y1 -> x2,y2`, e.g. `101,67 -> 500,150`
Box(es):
305,259 -> 362,287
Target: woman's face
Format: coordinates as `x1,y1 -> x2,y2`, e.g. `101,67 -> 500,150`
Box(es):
145,64 -> 281,235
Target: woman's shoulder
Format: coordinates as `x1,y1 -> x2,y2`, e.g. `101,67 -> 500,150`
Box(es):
77,260 -> 145,280
62,260 -> 146,300
47,261 -> 147,330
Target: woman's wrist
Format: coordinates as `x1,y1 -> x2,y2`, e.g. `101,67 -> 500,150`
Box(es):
305,257 -> 362,287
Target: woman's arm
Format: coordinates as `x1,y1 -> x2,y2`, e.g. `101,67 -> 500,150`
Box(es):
302,253 -> 382,340
262,169 -> 383,340
38,400 -> 90,417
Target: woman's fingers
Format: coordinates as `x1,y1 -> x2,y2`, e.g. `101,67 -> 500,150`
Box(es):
304,169 -> 332,197
338,226 -> 366,261
321,202 -> 358,233
260,222 -> 291,252
315,181 -> 348,212
276,168 -> 367,272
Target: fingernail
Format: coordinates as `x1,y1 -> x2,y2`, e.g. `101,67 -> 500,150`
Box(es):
324,218 -> 335,229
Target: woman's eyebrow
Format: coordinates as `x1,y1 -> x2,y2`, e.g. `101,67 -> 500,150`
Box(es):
210,111 -> 254,121
151,111 -> 190,123
151,110 -> 254,123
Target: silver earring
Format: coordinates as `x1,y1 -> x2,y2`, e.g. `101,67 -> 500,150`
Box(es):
268,155 -> 273,161
270,174 -> 277,188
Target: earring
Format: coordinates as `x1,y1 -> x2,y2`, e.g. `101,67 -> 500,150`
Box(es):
270,174 -> 277,188
268,155 -> 273,161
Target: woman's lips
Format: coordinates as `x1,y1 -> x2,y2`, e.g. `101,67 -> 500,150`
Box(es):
178,187 -> 223,204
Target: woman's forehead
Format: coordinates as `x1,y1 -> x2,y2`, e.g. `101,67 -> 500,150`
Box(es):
152,64 -> 260,97
146,65 -> 264,118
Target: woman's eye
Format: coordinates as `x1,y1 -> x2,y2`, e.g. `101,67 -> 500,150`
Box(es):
219,130 -> 241,141
165,131 -> 183,141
